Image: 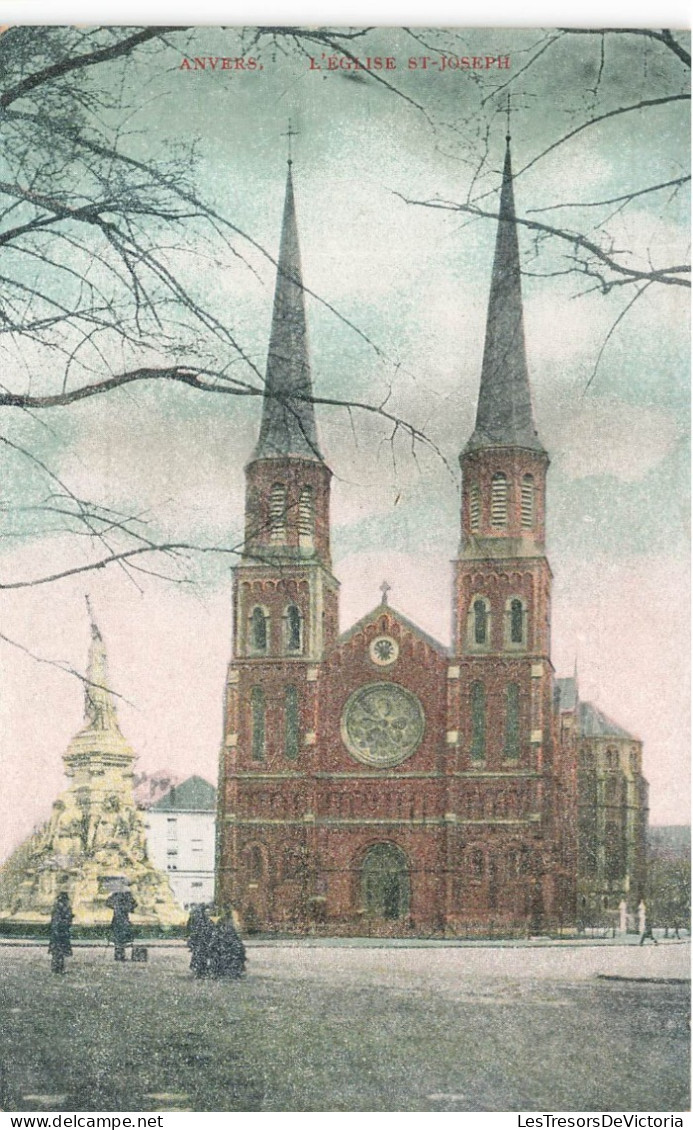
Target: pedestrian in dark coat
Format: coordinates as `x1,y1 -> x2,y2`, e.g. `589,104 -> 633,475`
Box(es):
48,892 -> 73,974
106,889 -> 137,961
639,922 -> 658,946
208,912 -> 246,980
186,904 -> 213,978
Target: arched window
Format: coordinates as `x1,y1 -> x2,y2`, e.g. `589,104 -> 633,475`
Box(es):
247,844 -> 264,881
629,750 -> 638,773
471,848 -> 484,878
269,483 -> 287,544
488,857 -> 498,909
510,599 -> 524,644
471,682 -> 486,760
606,748 -> 619,770
282,847 -> 302,880
249,606 -> 268,654
491,473 -> 508,528
473,598 -> 489,645
504,597 -> 527,648
504,683 -> 520,759
469,483 -> 481,531
285,685 -> 299,760
521,475 -> 534,529
251,686 -> 265,761
284,604 -> 303,654
298,486 -> 314,546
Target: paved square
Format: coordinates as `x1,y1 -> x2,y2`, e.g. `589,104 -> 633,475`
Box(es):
0,942 -> 689,1112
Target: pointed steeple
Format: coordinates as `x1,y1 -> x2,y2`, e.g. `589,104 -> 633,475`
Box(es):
253,161 -> 323,462
466,136 -> 544,454
83,597 -> 120,733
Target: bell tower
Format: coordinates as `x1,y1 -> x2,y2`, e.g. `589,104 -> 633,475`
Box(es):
449,134 -> 564,929
455,132 -> 551,695
216,159 -> 339,921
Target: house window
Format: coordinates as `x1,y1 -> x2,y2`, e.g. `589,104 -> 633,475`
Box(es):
504,683 -> 520,759
298,486 -> 314,545
521,475 -> 534,528
471,682 -> 486,760
285,685 -> 300,760
491,473 -> 508,528
269,483 -> 287,544
250,606 -> 268,654
285,604 -> 303,653
470,483 -> 481,531
251,686 -> 266,761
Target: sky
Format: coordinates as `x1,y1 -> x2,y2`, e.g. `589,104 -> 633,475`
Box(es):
0,25 -> 689,860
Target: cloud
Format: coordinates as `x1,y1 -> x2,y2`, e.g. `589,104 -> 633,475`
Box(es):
542,395 -> 684,482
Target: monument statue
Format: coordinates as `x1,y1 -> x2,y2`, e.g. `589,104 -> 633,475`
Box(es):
0,602 -> 185,929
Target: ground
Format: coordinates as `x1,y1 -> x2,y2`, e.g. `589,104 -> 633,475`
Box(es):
0,939 -> 689,1113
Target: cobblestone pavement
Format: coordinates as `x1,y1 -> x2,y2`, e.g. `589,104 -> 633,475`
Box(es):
0,942 -> 689,1112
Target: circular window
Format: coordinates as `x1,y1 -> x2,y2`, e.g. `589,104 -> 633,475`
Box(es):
369,635 -> 399,666
341,682 -> 425,768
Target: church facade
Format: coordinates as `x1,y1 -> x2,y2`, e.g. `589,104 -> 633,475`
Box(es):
215,142 -> 645,936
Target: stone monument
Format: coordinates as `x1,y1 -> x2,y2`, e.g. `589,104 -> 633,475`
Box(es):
0,602 -> 185,928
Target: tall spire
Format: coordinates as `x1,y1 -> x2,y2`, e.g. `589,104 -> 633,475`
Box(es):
83,597 -> 120,733
252,161 -> 323,462
466,136 -> 544,454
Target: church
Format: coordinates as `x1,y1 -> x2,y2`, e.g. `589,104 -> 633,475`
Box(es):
215,137 -> 647,936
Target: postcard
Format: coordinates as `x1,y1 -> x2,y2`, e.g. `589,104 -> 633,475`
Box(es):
0,25 -> 689,1116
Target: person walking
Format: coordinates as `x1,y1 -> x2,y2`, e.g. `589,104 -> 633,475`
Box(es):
106,888 -> 137,961
639,921 -> 658,945
48,892 -> 73,974
186,904 -> 213,978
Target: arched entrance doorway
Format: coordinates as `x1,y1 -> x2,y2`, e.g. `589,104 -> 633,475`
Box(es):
361,843 -> 410,919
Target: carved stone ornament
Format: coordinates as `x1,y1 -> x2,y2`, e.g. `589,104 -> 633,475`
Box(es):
368,635 -> 399,666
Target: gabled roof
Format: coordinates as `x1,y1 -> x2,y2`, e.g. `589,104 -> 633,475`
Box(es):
338,602 -> 449,657
577,701 -> 636,740
555,676 -> 578,712
151,775 -> 217,812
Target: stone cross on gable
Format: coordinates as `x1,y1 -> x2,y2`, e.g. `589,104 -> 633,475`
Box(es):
379,580 -> 391,605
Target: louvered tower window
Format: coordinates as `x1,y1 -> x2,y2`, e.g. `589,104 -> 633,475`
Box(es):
521,475 -> 534,529
269,483 -> 287,544
298,486 -> 314,546
471,681 -> 486,760
491,473 -> 508,527
470,483 -> 481,531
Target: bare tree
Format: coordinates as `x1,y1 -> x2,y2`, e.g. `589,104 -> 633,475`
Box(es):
0,26 -> 688,605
